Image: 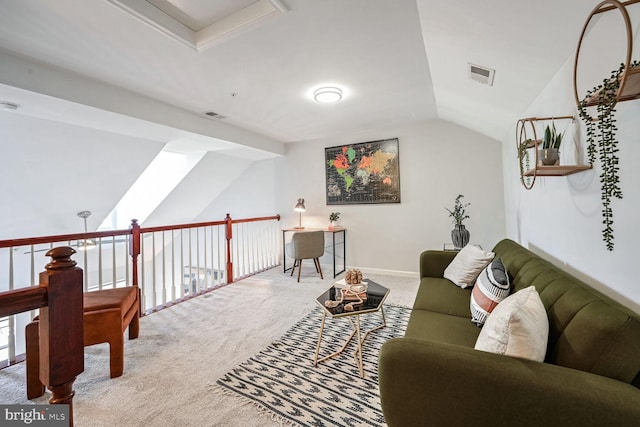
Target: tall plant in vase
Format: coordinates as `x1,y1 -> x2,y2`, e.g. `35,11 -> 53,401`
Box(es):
446,194 -> 470,249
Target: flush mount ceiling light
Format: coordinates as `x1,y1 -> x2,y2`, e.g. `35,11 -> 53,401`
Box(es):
314,87 -> 343,103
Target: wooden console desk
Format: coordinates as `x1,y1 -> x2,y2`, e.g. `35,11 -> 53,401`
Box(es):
282,227 -> 346,278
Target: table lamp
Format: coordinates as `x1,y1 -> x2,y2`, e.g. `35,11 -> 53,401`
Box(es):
294,198 -> 306,229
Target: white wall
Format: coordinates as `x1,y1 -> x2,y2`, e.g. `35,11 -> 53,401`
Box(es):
195,158 -> 278,221
502,8 -> 640,311
275,119 -> 506,274
145,152 -> 256,227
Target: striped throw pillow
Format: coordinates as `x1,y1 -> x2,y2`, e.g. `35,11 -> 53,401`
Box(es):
470,258 -> 511,326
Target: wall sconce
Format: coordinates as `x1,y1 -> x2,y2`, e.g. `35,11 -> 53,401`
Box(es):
294,198 -> 306,229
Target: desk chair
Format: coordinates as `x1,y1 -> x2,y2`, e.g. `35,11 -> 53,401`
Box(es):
286,230 -> 325,282
25,286 -> 139,399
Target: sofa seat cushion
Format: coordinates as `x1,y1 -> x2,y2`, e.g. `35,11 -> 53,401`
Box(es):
413,278 -> 473,318
405,309 -> 481,348
83,287 -> 138,313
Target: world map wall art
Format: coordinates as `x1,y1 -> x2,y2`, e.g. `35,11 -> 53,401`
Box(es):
325,138 -> 400,205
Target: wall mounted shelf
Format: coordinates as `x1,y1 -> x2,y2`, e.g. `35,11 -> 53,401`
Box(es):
574,0 -> 640,108
582,63 -> 640,107
523,165 -> 593,177
516,116 -> 591,190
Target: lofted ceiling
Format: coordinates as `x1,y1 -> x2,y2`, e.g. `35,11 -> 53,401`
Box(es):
0,0 -> 597,147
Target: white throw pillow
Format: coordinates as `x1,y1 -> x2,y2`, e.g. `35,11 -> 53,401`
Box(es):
443,244 -> 495,288
474,286 -> 549,362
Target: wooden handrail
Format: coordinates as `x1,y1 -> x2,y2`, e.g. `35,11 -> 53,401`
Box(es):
0,229 -> 131,249
140,219 -> 226,234
0,287 -> 47,318
0,214 -> 281,249
138,215 -> 280,233
231,214 -> 281,224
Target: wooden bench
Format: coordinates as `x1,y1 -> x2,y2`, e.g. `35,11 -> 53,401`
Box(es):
26,286 -> 139,399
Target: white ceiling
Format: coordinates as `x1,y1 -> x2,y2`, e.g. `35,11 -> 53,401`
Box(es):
0,0 -> 597,147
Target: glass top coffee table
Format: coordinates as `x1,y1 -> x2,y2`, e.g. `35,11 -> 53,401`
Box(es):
313,280 -> 389,378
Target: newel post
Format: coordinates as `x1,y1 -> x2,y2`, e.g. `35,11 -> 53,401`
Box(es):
39,246 -> 84,427
129,219 -> 141,288
225,213 -> 233,284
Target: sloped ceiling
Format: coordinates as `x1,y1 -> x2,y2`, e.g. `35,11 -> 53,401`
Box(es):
417,0 -> 594,140
0,0 -> 599,145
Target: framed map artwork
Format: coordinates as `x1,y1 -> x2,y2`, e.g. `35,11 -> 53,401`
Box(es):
325,138 -> 400,205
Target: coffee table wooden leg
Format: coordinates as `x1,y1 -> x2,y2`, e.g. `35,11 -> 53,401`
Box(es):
314,312 -> 327,366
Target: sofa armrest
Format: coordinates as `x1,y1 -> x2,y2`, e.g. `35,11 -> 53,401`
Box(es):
379,337 -> 640,427
419,250 -> 457,279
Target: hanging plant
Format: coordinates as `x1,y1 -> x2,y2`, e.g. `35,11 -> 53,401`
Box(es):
518,139 -> 533,187
577,60 -> 639,251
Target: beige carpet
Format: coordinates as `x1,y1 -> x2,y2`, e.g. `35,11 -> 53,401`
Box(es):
0,265 -> 418,426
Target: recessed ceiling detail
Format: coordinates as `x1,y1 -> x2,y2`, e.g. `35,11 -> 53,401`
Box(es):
106,0 -> 289,52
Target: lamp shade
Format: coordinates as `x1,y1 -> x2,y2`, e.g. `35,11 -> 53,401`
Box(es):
294,198 -> 306,212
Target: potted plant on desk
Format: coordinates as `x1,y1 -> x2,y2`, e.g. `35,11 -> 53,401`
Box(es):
329,212 -> 341,230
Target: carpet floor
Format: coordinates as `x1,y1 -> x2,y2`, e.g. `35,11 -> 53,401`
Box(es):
0,265 -> 418,426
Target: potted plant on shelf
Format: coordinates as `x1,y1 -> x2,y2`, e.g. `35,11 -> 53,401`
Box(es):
328,212 -> 341,229
539,123 -> 563,165
446,195 -> 470,249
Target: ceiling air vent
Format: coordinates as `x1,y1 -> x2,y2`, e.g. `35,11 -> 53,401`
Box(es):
204,111 -> 226,119
468,63 -> 495,86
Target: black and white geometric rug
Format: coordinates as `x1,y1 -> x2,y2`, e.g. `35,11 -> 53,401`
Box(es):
215,305 -> 411,426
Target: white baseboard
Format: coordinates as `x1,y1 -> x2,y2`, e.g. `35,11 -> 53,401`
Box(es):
345,265 -> 419,279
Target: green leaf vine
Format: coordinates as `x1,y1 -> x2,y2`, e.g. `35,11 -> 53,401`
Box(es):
518,139 -> 532,187
577,60 -> 639,251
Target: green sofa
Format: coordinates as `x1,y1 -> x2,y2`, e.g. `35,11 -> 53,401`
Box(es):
379,238 -> 640,426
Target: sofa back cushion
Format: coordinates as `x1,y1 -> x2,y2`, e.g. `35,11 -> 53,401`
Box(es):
493,239 -> 640,387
